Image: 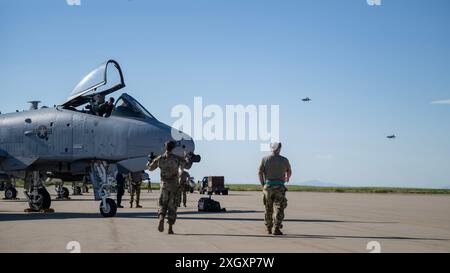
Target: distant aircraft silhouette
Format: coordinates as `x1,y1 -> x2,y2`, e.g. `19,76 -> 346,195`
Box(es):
302,97 -> 311,102
387,135 -> 396,139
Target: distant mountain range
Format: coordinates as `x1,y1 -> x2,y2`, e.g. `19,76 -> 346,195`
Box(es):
293,180 -> 346,188
292,181 -> 450,190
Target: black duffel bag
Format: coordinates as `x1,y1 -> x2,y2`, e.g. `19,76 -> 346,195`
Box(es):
198,197 -> 226,212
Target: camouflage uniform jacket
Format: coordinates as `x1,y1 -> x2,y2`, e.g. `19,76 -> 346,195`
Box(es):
147,152 -> 192,192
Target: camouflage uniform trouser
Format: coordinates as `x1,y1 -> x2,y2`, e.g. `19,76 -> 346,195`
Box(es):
263,185 -> 288,229
130,183 -> 141,205
177,184 -> 187,207
159,184 -> 179,225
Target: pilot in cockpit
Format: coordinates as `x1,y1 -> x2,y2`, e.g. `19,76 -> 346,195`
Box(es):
86,94 -> 105,116
98,97 -> 115,117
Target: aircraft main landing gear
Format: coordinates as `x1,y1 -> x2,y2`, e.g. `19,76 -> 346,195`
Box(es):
56,186 -> 70,199
29,188 -> 51,211
24,171 -> 53,212
72,182 -> 82,196
5,187 -> 17,200
2,176 -> 18,200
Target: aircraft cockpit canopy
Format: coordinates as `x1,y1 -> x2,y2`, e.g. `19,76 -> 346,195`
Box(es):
62,60 -> 125,108
60,60 -> 156,121
111,93 -> 155,120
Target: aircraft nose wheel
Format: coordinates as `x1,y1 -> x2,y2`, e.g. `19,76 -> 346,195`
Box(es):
99,198 -> 117,217
29,188 -> 51,211
4,187 -> 17,199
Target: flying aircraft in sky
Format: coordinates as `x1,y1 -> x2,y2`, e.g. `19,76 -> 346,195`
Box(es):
301,97 -> 311,102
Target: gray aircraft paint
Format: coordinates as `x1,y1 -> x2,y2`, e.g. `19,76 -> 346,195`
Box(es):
0,60 -> 196,179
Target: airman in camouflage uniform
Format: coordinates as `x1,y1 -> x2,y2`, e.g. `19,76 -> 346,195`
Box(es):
129,172 -> 143,208
147,141 -> 192,235
177,170 -> 190,207
258,142 -> 292,236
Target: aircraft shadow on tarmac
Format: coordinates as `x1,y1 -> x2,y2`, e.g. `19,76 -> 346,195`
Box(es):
0,210 -> 395,226
176,233 -> 449,241
0,210 -> 261,221
1,197 -> 160,203
0,211 -> 447,242
50,198 -> 160,202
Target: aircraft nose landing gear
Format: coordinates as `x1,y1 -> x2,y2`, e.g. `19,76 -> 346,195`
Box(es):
98,180 -> 117,217
100,198 -> 117,217
91,161 -> 118,217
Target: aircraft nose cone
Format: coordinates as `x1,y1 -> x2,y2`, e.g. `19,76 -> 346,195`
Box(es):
171,132 -> 196,157
182,138 -> 195,154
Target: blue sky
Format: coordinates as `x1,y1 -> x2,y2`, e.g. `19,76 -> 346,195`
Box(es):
1,0 -> 449,188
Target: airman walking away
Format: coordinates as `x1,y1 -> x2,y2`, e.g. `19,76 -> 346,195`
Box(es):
258,142 -> 292,236
81,175 -> 90,193
129,172 -> 143,208
116,171 -> 125,208
147,141 -> 193,235
178,170 -> 190,207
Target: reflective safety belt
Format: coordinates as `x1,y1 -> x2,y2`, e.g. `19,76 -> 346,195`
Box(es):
265,180 -> 285,186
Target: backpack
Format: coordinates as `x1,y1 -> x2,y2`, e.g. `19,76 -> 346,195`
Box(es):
198,197 -> 226,212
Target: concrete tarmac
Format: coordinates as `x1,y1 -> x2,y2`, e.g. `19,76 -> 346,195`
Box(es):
0,187 -> 449,253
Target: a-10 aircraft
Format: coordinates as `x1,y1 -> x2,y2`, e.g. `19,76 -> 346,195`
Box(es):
0,60 -> 200,217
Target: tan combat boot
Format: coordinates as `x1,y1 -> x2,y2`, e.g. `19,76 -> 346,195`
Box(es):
158,216 -> 165,232
168,224 -> 174,235
266,225 -> 273,235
